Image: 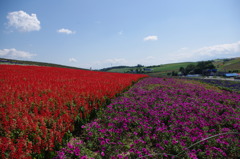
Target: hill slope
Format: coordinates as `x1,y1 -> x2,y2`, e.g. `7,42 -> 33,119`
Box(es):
100,62 -> 196,75
100,57 -> 240,75
1,57 -> 239,74
0,58 -> 84,70
214,57 -> 240,72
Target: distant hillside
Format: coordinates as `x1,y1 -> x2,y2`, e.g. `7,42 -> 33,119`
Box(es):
0,58 -> 84,70
146,62 -> 196,74
100,66 -> 134,72
213,57 -> 240,72
100,57 -> 240,75
100,62 -> 196,75
2,57 -> 239,74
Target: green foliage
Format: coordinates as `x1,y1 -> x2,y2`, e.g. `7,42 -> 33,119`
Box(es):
179,61 -> 216,75
195,61 -> 215,74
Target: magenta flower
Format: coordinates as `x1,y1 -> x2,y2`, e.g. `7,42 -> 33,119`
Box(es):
54,77 -> 240,158
101,151 -> 105,156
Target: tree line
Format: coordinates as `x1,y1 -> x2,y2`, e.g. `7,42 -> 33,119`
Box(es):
170,61 -> 216,76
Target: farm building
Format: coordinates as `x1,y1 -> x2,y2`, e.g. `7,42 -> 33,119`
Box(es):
224,73 -> 239,77
143,68 -> 153,72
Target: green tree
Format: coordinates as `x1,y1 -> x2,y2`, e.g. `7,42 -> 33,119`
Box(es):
179,67 -> 185,75
171,71 -> 178,76
195,61 -> 215,74
137,64 -> 144,67
185,64 -> 196,74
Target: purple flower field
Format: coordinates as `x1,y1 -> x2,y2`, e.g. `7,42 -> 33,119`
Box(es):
187,78 -> 240,93
54,77 -> 240,158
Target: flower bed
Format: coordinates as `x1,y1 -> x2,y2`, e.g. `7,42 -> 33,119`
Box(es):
0,65 -> 147,158
191,78 -> 240,93
55,77 -> 240,158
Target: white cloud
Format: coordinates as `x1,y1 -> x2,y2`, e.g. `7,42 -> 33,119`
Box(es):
95,21 -> 101,24
144,35 -> 158,41
145,56 -> 155,60
180,47 -> 189,51
79,58 -> 129,69
169,41 -> 240,63
118,31 -> 123,35
0,48 -> 36,59
195,41 -> 240,56
7,10 -> 40,32
105,58 -> 127,64
57,28 -> 75,34
69,58 -> 77,62
78,41 -> 240,69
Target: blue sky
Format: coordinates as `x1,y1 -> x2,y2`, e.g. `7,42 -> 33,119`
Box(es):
0,0 -> 240,69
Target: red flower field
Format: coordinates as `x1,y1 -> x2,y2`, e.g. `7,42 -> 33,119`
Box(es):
0,65 -> 147,158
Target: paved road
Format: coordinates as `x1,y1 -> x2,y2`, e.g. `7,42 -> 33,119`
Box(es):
203,76 -> 240,82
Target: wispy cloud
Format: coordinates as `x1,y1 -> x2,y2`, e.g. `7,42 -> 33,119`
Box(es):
118,31 -> 123,35
105,58 -> 127,65
170,41 -> 240,62
144,35 -> 158,41
179,47 -> 189,51
195,41 -> 240,56
69,58 -> 77,62
80,58 -> 129,69
6,10 -> 41,32
79,41 -> 240,69
95,20 -> 101,24
57,28 -> 75,34
145,56 -> 155,60
0,48 -> 36,59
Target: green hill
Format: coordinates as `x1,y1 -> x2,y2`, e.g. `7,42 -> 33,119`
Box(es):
0,58 -> 84,70
1,57 -> 239,74
213,57 -> 240,72
146,62 -> 195,73
100,57 -> 240,75
100,66 -> 134,73
100,62 -> 196,75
